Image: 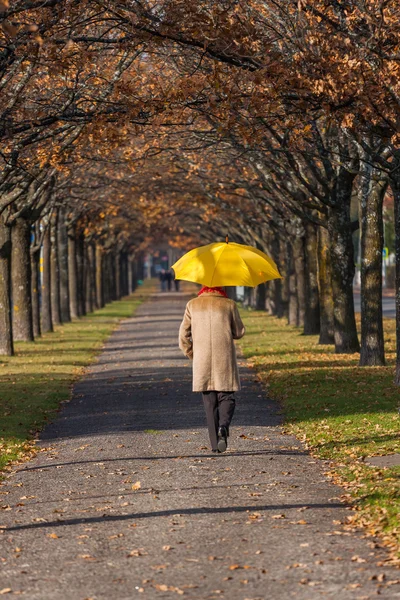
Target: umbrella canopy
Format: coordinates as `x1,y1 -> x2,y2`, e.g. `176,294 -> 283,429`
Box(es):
171,240 -> 282,287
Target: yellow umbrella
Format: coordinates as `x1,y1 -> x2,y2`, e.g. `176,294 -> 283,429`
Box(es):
171,238 -> 282,287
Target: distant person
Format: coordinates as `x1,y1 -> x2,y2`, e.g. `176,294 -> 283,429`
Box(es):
165,269 -> 173,291
174,275 -> 180,292
178,286 -> 245,453
159,269 -> 167,292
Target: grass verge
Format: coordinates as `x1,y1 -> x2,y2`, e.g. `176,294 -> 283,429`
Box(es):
0,280 -> 155,474
238,309 -> 400,564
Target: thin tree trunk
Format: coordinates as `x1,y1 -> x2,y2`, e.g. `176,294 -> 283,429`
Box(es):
114,249 -> 121,300
41,223 -> 53,334
58,208 -> 70,323
266,281 -> 275,315
50,210 -> 62,326
128,256 -> 133,295
95,243 -> 104,308
76,231 -> 85,316
12,217 -> 34,341
85,243 -> 94,314
256,282 -> 266,310
329,168 -> 360,353
294,236 -> 306,327
317,226 -> 334,344
359,165 -> 386,366
287,242 -> 298,325
30,223 -> 41,339
304,222 -> 320,335
392,176 -> 400,384
280,240 -> 289,318
68,225 -> 79,319
0,216 -> 13,355
103,252 -> 110,304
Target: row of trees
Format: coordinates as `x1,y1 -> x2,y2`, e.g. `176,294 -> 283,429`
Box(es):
1,2 -> 400,381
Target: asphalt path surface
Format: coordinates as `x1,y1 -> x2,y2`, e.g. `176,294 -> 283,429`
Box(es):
1,292 -> 399,599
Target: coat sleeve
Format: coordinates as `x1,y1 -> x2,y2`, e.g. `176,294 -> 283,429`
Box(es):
231,303 -> 245,340
179,303 -> 193,359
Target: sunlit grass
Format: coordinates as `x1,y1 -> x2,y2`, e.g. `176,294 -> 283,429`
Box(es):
0,280 -> 155,473
239,309 -> 400,562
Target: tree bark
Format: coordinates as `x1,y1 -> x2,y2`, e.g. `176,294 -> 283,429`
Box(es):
0,216 -> 13,355
85,242 -> 95,314
128,255 -> 134,295
287,242 -> 298,326
50,210 -> 62,326
293,236 -> 306,327
392,176 -> 400,384
359,165 -> 386,366
304,222 -> 320,335
278,238 -> 288,318
95,243 -> 104,308
58,208 -> 70,323
12,217 -> 34,341
30,223 -> 41,339
328,168 -> 360,353
68,225 -> 79,319
114,249 -> 121,300
256,282 -> 266,310
76,230 -> 85,316
41,222 -> 53,334
317,226 -> 334,344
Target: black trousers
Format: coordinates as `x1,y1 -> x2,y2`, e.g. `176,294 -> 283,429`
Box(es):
202,391 -> 235,451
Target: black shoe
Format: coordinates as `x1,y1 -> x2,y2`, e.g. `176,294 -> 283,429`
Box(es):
212,449 -> 220,453
217,426 -> 228,453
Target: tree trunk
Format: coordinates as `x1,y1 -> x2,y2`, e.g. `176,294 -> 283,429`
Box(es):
280,240 -> 289,318
304,222 -> 320,335
95,243 -> 104,308
393,176 -> 400,384
359,166 -> 386,366
329,168 -> 360,353
85,243 -> 95,314
50,210 -> 62,326
128,256 -> 134,295
58,208 -> 70,323
317,226 -> 334,344
103,252 -> 110,304
291,235 -> 306,327
41,223 -> 53,334
76,231 -> 85,316
0,216 -> 13,355
12,217 -> 34,341
256,282 -> 266,310
287,242 -> 298,325
30,223 -> 41,339
114,249 -> 121,300
68,225 -> 79,319
265,281 -> 275,315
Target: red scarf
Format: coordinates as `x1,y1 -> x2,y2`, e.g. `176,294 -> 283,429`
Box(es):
198,286 -> 228,298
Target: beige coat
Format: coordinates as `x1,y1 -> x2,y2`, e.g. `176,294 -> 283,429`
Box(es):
178,291 -> 245,392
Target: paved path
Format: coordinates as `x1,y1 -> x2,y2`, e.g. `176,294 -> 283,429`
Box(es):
1,293 -> 399,599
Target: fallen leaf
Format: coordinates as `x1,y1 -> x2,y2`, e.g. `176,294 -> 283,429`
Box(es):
47,533 -> 59,539
132,481 -> 141,491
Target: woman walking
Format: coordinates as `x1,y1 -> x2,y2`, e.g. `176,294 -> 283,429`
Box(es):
178,286 -> 245,453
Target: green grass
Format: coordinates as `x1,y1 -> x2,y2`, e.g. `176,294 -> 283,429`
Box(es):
238,309 -> 400,563
0,280 -> 155,473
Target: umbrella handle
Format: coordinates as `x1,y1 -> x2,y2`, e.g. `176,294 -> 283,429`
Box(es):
225,235 -> 229,244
